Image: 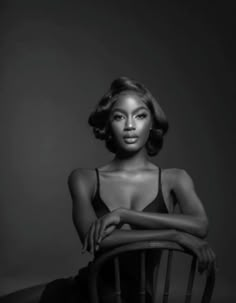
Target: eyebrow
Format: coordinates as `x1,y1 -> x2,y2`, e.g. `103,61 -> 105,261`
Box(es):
111,106 -> 149,115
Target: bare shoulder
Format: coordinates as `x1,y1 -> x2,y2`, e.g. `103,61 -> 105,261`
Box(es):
162,168 -> 195,191
68,168 -> 96,200
68,167 -> 95,183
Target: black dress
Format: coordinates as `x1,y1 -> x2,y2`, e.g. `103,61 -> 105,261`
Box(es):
39,167 -> 169,303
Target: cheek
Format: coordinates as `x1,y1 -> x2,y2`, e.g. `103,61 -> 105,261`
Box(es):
110,122 -> 123,137
138,120 -> 151,135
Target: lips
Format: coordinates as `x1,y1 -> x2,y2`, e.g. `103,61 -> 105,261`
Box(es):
123,135 -> 138,144
123,134 -> 138,139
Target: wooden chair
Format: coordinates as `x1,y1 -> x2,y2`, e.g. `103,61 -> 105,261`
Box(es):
88,241 -> 215,303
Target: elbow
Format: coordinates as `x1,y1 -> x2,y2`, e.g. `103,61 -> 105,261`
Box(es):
196,217 -> 209,239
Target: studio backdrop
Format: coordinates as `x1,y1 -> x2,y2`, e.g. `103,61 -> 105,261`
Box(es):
0,1 -> 235,302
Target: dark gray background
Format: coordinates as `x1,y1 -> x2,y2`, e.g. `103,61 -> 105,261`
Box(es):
0,1 -> 235,301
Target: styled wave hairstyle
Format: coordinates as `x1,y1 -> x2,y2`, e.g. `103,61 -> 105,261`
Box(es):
88,77 -> 169,156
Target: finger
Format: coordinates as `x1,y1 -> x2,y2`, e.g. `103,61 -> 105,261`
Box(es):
97,222 -> 104,243
98,220 -> 107,243
102,225 -> 116,239
82,233 -> 88,253
100,214 -> 115,241
94,226 -> 116,252
95,221 -> 100,242
202,247 -> 209,269
196,249 -> 205,273
208,248 -> 218,273
210,248 -> 217,266
190,244 -> 202,266
205,248 -> 214,274
94,221 -> 101,251
198,247 -> 208,274
89,224 -> 95,255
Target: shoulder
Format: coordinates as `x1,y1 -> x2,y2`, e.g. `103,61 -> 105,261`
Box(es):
161,168 -> 195,191
68,168 -> 95,183
68,168 -> 97,200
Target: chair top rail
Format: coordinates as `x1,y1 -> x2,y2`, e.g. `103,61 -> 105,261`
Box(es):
91,241 -> 192,270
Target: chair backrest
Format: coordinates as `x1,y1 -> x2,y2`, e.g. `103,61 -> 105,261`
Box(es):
88,241 -> 215,303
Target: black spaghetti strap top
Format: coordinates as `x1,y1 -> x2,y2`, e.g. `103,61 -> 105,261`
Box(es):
92,167 -> 168,218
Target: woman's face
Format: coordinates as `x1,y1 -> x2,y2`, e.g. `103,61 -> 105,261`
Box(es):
108,93 -> 153,154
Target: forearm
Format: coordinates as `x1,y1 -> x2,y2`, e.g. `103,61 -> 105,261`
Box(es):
118,208 -> 208,238
99,228 -> 179,250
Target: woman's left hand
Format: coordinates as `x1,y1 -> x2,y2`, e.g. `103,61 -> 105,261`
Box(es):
82,209 -> 122,254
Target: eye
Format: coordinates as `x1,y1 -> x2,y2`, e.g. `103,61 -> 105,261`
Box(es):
112,114 -> 124,121
136,113 -> 148,119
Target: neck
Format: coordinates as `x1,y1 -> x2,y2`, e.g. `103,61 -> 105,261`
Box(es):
112,149 -> 150,171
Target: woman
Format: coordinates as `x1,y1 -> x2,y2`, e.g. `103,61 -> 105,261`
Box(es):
73,76 -> 214,258
2,77 -> 215,303
42,77 -> 215,302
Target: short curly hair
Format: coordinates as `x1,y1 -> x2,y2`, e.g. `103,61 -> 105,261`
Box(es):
88,76 -> 169,156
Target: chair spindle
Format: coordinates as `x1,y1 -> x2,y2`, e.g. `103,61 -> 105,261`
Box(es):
163,250 -> 173,303
185,256 -> 197,303
140,251 -> 146,303
114,257 -> 122,303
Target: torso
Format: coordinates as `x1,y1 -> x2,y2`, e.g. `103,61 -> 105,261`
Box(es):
90,163 -> 177,221
89,164 -> 176,288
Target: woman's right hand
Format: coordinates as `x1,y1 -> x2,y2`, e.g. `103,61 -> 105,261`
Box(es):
82,209 -> 122,255
176,231 -> 216,274
82,223 -> 116,255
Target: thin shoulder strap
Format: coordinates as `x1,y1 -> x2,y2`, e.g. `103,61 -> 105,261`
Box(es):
158,166 -> 162,190
158,166 -> 170,212
95,168 -> 100,192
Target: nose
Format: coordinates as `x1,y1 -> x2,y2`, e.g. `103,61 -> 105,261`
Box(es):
124,116 -> 136,130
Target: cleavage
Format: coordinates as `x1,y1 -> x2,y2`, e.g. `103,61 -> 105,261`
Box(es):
99,173 -> 159,211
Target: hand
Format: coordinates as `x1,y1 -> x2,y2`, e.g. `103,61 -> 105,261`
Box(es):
82,209 -> 122,255
177,231 -> 216,274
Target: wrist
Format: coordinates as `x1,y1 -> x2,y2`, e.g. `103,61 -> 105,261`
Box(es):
117,207 -> 127,224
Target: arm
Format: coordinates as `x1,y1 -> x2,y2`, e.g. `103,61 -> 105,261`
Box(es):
68,168 -> 98,245
118,209 -> 207,238
121,169 -> 208,238
97,228 -> 178,250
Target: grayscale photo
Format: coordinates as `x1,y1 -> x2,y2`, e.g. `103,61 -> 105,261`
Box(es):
0,1 -> 235,302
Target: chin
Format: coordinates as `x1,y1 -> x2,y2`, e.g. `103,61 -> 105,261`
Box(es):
117,144 -> 144,155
